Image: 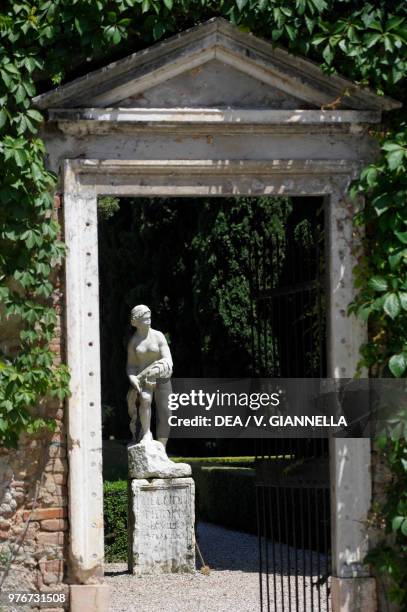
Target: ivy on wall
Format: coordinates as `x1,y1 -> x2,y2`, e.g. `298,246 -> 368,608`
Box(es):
0,0 -> 406,603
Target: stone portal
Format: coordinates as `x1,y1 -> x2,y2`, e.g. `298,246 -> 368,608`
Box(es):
32,15 -> 402,611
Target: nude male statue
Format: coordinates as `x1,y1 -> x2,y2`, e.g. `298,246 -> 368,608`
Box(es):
126,305 -> 173,448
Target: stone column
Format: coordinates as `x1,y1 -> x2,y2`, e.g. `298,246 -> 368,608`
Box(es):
327,190 -> 377,612
127,441 -> 195,575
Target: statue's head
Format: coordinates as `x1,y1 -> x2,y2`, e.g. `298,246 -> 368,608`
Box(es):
130,304 -> 151,328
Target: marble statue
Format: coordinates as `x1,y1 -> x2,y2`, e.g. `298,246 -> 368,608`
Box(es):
127,304 -> 173,446
126,305 -> 191,479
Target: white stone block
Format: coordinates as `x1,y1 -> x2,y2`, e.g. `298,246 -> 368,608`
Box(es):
128,477 -> 195,575
128,440 -> 191,479
70,584 -> 110,612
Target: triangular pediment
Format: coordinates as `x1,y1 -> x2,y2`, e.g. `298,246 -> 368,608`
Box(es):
117,59 -> 309,109
34,18 -> 399,112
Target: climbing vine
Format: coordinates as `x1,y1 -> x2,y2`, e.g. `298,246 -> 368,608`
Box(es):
349,125 -> 407,608
0,0 -> 406,602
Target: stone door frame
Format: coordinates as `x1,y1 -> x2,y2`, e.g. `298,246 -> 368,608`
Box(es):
63,157 -> 374,607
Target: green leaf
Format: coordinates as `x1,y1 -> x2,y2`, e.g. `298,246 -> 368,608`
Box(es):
384,293 -> 401,319
382,142 -> 404,152
368,276 -> 388,292
398,292 -> 407,311
285,24 -> 296,41
322,44 -> 333,64
373,193 -> 391,216
163,0 -> 173,8
365,32 -> 382,48
310,0 -> 327,12
386,15 -> 405,31
2,61 -> 20,75
376,434 -> 388,450
0,108 -> 7,128
13,83 -> 26,104
236,0 -> 248,10
152,21 -> 164,40
395,231 -> 407,244
392,515 -> 405,530
389,250 -> 405,270
305,15 -> 315,33
387,150 -> 405,170
113,28 -> 121,44
360,165 -> 378,187
23,80 -> 35,97
389,354 -> 407,378
357,303 -> 373,321
312,35 -> 328,45
22,57 -> 37,73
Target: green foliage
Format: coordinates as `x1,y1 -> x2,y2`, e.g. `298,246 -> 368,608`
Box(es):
365,438 -> 407,608
350,126 -> 407,378
98,196 -> 120,220
349,125 -> 407,604
103,480 -> 128,562
173,456 -> 255,466
0,14 -> 71,445
190,197 -> 292,376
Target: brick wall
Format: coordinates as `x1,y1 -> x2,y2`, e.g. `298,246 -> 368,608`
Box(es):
0,194 -> 69,610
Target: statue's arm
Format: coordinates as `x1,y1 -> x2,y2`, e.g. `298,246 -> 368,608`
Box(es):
158,332 -> 173,374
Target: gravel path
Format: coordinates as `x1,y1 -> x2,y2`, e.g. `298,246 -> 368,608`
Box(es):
105,522 -> 329,612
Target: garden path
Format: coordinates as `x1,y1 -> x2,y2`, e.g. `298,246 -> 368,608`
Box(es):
105,521 -> 328,612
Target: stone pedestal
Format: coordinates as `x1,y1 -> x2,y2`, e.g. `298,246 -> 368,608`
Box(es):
128,477 -> 195,575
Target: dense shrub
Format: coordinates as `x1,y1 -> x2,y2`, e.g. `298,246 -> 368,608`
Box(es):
193,466 -> 256,534
104,480 -> 128,562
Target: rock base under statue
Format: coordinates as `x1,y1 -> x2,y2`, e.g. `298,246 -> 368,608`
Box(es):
128,477 -> 195,575
128,439 -> 191,479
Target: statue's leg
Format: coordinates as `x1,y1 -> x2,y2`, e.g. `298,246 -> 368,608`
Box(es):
127,388 -> 138,439
155,379 -> 172,448
139,388 -> 153,442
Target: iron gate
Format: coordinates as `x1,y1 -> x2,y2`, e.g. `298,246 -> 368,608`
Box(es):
250,198 -> 331,611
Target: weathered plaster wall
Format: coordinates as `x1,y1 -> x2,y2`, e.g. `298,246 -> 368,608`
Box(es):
0,195 -> 69,611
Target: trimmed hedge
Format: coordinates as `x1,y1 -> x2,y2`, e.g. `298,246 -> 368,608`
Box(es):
174,456 -> 255,467
193,466 -> 256,534
103,457 -> 256,560
104,480 -> 128,562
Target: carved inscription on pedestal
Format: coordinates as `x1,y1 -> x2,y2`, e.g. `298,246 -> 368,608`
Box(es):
128,477 -> 195,575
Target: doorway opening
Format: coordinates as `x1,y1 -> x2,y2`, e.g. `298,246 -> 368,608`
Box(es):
98,195 -> 330,610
